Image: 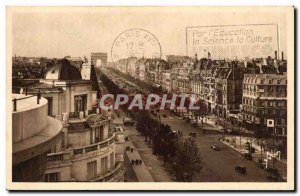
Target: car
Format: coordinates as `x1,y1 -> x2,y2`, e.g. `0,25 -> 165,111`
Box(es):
123,117 -> 135,126
162,114 -> 167,118
170,131 -> 178,138
242,153 -> 252,160
218,128 -> 232,134
115,126 -> 124,132
211,144 -> 220,151
191,123 -> 198,127
189,132 -> 196,137
190,119 -> 197,124
235,165 -> 247,175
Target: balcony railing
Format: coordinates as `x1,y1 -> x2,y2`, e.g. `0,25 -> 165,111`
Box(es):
90,162 -> 123,182
12,94 -> 41,112
47,133 -> 116,166
72,133 -> 115,156
47,151 -> 72,168
68,108 -> 99,119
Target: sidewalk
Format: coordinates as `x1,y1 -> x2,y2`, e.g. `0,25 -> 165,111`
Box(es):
220,136 -> 287,180
223,135 -> 287,164
125,139 -> 154,182
112,110 -> 154,182
205,116 -> 223,130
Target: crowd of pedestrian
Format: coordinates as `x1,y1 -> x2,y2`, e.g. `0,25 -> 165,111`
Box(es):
131,159 -> 143,166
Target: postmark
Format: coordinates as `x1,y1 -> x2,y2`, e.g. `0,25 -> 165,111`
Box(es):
111,29 -> 162,63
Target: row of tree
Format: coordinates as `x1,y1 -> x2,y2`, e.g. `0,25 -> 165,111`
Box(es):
135,111 -> 202,182
99,70 -> 202,182
106,67 -> 163,95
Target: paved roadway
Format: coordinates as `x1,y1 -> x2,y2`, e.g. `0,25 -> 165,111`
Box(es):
98,68 -> 273,182
160,112 -> 272,182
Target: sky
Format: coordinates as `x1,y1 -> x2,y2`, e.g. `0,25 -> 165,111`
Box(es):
11,7 -> 290,61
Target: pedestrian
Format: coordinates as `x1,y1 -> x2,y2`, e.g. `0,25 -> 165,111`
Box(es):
131,148 -> 133,153
140,159 -> 142,165
131,160 -> 134,165
135,159 -> 139,165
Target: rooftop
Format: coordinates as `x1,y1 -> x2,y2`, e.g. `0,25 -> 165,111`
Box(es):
44,58 -> 82,80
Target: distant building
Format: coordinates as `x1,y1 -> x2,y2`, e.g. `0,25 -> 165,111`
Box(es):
91,53 -> 108,67
242,73 -> 287,136
161,72 -> 171,92
136,58 -> 147,81
215,62 -> 243,118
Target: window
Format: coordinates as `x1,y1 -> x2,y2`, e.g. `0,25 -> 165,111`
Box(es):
95,127 -> 101,143
277,119 -> 281,125
110,152 -> 115,169
282,119 -> 286,125
87,161 -> 97,181
74,94 -> 87,113
45,172 -> 60,182
45,97 -> 53,116
101,157 -> 108,174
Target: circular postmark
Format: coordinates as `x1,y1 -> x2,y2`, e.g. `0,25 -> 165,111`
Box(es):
111,29 -> 162,63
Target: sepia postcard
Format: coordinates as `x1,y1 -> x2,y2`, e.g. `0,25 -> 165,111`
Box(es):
6,6 -> 295,191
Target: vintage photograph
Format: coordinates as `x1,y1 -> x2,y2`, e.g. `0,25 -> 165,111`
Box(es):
6,6 -> 294,190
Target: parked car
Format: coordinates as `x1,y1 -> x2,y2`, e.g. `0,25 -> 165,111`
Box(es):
242,153 -> 252,160
219,128 -> 232,134
211,144 -> 220,151
171,130 -> 178,138
123,117 -> 135,126
162,114 -> 167,118
191,120 -> 198,127
115,126 -> 124,132
189,132 -> 196,137
235,165 -> 247,174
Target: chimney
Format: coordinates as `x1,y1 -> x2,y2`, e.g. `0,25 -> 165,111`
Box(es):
257,62 -> 263,74
282,51 -> 284,61
262,58 -> 267,66
275,51 -> 278,60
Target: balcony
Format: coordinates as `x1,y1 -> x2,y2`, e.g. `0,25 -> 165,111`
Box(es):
47,133 -> 115,168
90,162 -> 123,182
68,109 -> 100,120
73,133 -> 115,157
47,151 -> 72,169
